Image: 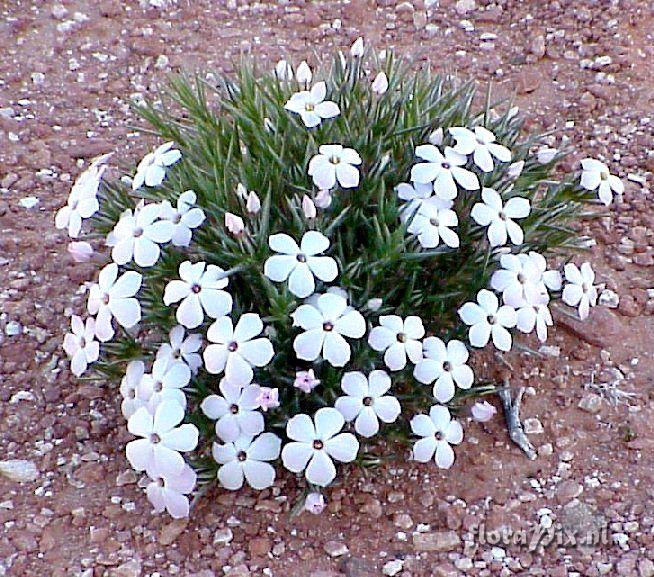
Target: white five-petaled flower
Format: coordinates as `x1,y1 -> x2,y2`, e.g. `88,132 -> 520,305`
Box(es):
55,157 -> 107,238
138,357 -> 191,411
213,432 -> 281,490
308,145 -> 362,190
63,315 -> 100,377
407,201 -> 460,249
264,231 -> 338,298
397,181 -> 451,221
516,302 -> 553,342
580,158 -> 624,206
163,261 -> 232,329
146,464 -> 196,519
156,325 -> 203,375
334,370 -> 401,438
458,289 -> 517,351
292,293 -> 366,367
203,313 -> 274,386
410,145 -> 479,200
562,262 -> 597,320
449,126 -> 512,173
87,263 -> 142,342
413,338 -> 474,403
107,202 -> 174,267
120,360 -> 147,420
410,405 -> 463,469
201,379 -> 264,442
126,401 -> 199,478
281,407 -> 359,487
490,252 -> 561,308
159,190 -> 206,247
132,141 -> 182,190
371,71 -> 388,94
471,188 -> 530,247
368,315 -> 425,371
284,82 -> 340,128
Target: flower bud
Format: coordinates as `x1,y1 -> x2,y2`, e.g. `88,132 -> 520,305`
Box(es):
225,212 -> 245,236
304,492 -> 326,515
246,191 -> 261,215
67,241 -> 94,262
471,401 -> 497,423
296,61 -> 312,85
302,195 -> 316,219
314,189 -> 332,209
350,37 -> 364,58
275,59 -> 293,81
372,72 -> 388,95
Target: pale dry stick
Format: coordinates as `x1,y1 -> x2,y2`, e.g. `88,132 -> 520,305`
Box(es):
498,379 -> 537,461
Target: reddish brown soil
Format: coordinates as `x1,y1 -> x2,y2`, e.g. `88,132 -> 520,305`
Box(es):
1,1 -> 654,577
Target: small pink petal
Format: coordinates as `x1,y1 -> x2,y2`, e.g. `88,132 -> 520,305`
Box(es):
68,241 -> 94,262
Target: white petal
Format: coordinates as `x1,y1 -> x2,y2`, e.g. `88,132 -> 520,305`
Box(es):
340,371 -> 368,398
264,255 -> 297,282
110,297 -> 141,329
410,414 -> 436,437
199,289 -> 233,319
368,326 -> 396,351
435,441 -> 455,469
248,433 -> 281,461
218,460 -> 245,490
203,344 -> 229,374
281,442 -> 313,473
243,460 -> 276,490
373,396 -> 401,423
334,310 -> 366,339
412,437 -> 437,462
286,414 -> 316,443
335,396 -> 363,422
323,332 -> 351,367
306,450 -> 336,487
315,407 -> 344,440
239,338 -> 274,367
307,256 -> 338,282
163,280 -> 191,305
176,294 -> 204,329
384,342 -> 407,371
288,263 -> 315,298
335,163 -> 360,188
469,322 -> 492,348
491,325 -> 513,351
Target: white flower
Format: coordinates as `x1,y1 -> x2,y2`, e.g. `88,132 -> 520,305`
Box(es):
120,360 -> 147,419
449,126 -> 512,173
536,146 -> 558,164
274,59 -> 293,81
308,145 -> 362,190
410,405 -> 463,469
225,212 -> 245,236
296,61 -> 312,85
458,289 -> 517,351
471,400 -> 497,422
132,142 -> 181,190
334,370 -> 401,438
562,262 -> 597,320
371,71 -> 388,94
368,315 -> 424,371
580,158 -> 624,206
159,190 -> 206,247
213,432 -> 281,490
156,325 -> 203,375
163,261 -> 232,329
107,202 -> 174,267
246,191 -> 261,215
126,401 -> 198,478
350,36 -> 364,57
139,357 -> 191,411
201,379 -> 264,442
285,82 -> 340,128
407,201 -> 459,249
203,313 -> 274,386
146,464 -> 196,519
55,161 -> 106,238
291,293 -> 366,367
516,303 -> 553,342
63,315 -> 100,377
264,231 -> 338,298
410,145 -> 479,200
490,252 -> 559,307
87,263 -> 142,342
301,195 -> 317,220
281,407 -> 359,487
413,338 -> 473,403
397,181 -> 449,221
471,188 -> 530,247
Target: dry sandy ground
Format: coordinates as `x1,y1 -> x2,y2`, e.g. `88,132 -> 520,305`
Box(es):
1,1 -> 654,576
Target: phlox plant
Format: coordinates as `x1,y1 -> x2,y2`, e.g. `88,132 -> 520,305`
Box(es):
57,39 -> 619,519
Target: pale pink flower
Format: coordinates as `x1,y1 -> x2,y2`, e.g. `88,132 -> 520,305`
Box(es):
471,401 -> 497,422
225,212 -> 244,236
68,241 -> 94,262
294,369 -> 320,393
305,492 -> 326,515
256,387 -> 280,412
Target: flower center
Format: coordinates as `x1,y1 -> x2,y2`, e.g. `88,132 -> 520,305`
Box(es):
305,103 -> 315,112
397,332 -> 408,343
429,217 -> 440,227
313,440 -> 324,450
71,199 -> 79,210
600,171 -> 609,181
128,389 -> 136,399
191,283 -> 201,293
329,155 -> 341,165
296,253 -> 307,263
150,433 -> 161,444
435,431 -> 444,441
237,450 -> 247,461
172,213 -> 182,224
443,361 -> 452,372
79,337 -> 87,348
228,341 -> 239,352
487,314 -> 497,325
363,396 -> 373,406
172,349 -> 181,359
441,162 -> 451,170
102,293 -> 110,305
156,477 -> 164,487
498,211 -> 507,221
323,321 -> 334,332
582,282 -> 590,293
133,226 -> 144,238
153,380 -> 163,393
476,137 -> 485,145
517,273 -> 526,284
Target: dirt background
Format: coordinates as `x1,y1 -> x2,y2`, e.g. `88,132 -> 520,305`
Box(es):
1,1 -> 654,576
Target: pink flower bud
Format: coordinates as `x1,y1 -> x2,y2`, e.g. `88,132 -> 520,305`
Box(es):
294,369 -> 320,394
67,241 -> 93,262
246,191 -> 261,215
304,492 -> 325,515
256,387 -> 279,412
471,400 -> 497,423
302,195 -> 316,219
225,212 -> 244,236
314,189 -> 332,209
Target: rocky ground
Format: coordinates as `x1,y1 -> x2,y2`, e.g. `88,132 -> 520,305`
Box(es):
1,0 -> 654,576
